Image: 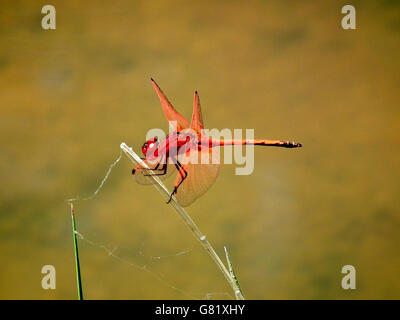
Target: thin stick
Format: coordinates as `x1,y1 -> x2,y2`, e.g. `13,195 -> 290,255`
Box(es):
120,142 -> 244,300
70,203 -> 84,300
224,246 -> 243,299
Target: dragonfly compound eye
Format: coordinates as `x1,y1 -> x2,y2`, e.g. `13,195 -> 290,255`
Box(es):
142,142 -> 148,155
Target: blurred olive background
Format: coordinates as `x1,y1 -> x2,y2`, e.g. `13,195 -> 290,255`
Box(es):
1,0 -> 400,299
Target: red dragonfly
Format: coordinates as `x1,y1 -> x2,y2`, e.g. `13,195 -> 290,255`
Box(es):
132,79 -> 302,207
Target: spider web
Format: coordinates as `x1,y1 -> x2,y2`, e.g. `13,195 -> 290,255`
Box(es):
66,151 -> 233,300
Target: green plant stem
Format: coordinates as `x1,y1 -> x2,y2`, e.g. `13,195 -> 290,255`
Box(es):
70,203 -> 83,300
224,246 -> 243,299
120,142 -> 244,300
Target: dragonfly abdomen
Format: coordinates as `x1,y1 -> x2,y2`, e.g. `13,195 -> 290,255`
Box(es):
205,139 -> 302,148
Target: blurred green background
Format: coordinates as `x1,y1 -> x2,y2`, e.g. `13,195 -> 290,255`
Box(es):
1,0 -> 399,299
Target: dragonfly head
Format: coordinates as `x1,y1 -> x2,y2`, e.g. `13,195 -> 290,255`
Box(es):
142,137 -> 158,157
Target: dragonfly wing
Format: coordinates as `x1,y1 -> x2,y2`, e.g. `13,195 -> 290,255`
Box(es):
189,91 -> 204,136
151,78 -> 189,131
174,147 -> 220,207
132,159 -> 174,185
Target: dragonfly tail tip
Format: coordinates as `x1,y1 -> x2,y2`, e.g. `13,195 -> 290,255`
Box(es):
287,141 -> 302,148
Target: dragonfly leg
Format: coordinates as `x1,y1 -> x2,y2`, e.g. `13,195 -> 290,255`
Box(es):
132,157 -> 153,175
143,162 -> 167,176
166,186 -> 177,204
143,155 -> 168,176
133,156 -> 167,176
166,161 -> 187,204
